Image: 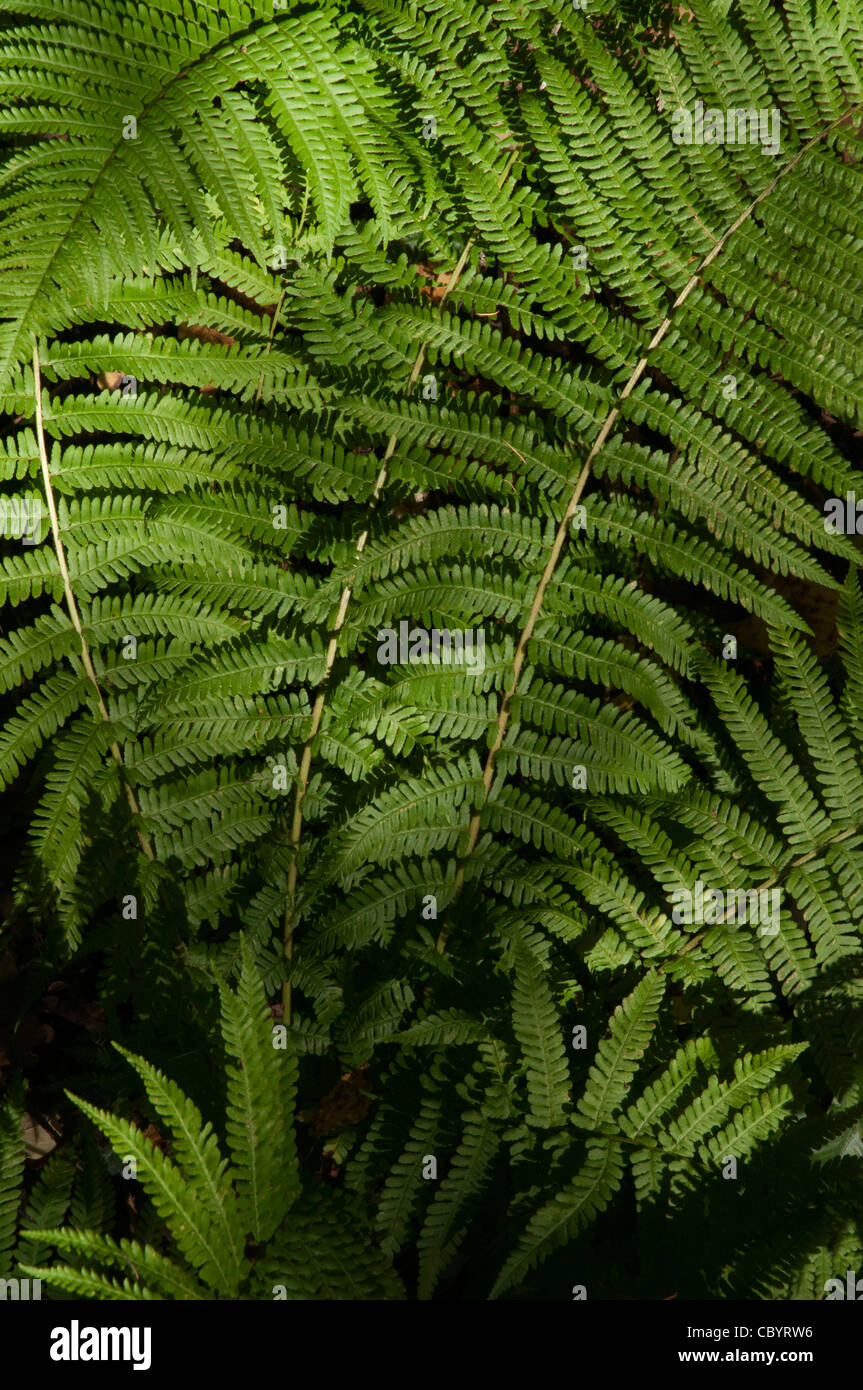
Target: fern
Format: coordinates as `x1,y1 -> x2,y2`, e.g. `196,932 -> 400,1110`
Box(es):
0,0 -> 861,1300
19,945 -> 401,1299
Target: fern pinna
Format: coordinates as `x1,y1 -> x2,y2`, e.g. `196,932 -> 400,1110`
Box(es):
5,946 -> 401,1299
0,0 -> 862,1298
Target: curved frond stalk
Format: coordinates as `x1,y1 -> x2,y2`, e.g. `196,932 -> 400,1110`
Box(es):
435,99 -> 863,954
1,0 -> 863,1302
282,146 -> 522,1019
32,344 -> 153,861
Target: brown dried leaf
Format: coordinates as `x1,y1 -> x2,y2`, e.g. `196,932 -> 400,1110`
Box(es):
312,1065 -> 374,1135
96,370 -> 125,391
